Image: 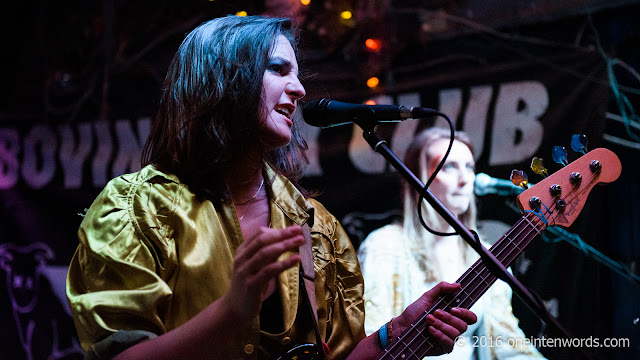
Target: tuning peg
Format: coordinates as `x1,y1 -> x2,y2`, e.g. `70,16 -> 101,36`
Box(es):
510,169 -> 529,189
552,146 -> 569,166
571,134 -> 588,154
530,157 -> 548,177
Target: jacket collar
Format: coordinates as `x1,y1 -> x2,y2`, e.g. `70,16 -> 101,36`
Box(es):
264,163 -> 314,227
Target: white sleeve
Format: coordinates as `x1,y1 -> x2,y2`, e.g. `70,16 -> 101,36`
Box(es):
357,226 -> 406,336
484,279 -> 546,359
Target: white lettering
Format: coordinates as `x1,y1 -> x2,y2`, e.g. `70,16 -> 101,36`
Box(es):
489,81 -> 546,166
92,121 -> 112,187
22,125 -> 57,189
0,128 -> 20,189
436,88 -> 462,129
348,95 -> 394,174
112,118 -> 150,177
58,123 -> 92,189
461,86 -> 493,160
391,92 -> 421,164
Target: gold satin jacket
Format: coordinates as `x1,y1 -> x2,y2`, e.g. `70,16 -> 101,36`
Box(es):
66,164 -> 366,359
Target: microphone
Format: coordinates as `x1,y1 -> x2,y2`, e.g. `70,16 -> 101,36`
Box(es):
474,173 -> 530,196
301,98 -> 437,128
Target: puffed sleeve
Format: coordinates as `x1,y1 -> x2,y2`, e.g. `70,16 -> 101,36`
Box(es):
307,199 -> 366,360
66,171 -> 180,353
358,225 -> 406,336
484,279 -> 545,358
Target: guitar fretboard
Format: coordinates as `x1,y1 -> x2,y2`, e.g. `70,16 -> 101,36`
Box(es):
379,213 -> 546,360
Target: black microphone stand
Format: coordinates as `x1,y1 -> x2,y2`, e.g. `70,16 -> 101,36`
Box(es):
351,111 -> 596,360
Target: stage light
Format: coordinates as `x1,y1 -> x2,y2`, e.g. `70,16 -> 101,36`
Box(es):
366,77 -> 379,88
236,11 -> 248,16
365,38 -> 381,51
340,11 -> 352,20
365,100 -> 377,105
301,0 -> 310,5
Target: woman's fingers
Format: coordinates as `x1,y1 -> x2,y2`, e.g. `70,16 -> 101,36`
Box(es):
401,282 -> 478,356
245,253 -> 301,288
451,307 -> 477,326
224,225 -> 306,323
422,281 -> 462,302
235,226 -> 302,265
235,226 -> 304,277
426,308 -> 472,341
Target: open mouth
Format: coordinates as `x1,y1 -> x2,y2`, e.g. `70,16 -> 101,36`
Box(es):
275,105 -> 293,119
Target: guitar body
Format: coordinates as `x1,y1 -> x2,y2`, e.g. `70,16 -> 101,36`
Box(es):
378,148 -> 621,360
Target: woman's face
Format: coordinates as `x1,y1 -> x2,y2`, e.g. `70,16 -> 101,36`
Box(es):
426,138 -> 476,216
259,34 -> 306,149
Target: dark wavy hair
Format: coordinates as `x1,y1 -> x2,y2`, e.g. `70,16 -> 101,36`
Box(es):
142,15 -> 308,200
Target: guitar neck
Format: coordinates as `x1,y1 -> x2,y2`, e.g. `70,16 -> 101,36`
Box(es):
376,147 -> 621,359
379,213 -> 546,360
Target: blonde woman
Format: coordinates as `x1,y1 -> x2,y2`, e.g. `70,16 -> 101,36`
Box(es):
358,127 -> 544,359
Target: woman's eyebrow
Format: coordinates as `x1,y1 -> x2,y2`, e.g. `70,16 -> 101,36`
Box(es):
269,56 -> 297,72
269,56 -> 291,65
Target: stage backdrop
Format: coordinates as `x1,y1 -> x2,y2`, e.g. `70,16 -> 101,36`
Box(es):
2,31 -> 636,359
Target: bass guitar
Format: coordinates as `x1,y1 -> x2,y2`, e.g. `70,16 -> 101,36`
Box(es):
378,147 -> 621,359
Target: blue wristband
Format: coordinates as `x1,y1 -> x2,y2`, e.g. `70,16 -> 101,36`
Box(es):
379,323 -> 389,348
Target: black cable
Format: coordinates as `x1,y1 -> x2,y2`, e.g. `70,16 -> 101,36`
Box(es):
416,111 -> 458,237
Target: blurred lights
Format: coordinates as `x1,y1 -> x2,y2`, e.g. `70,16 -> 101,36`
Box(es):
366,77 -> 379,88
365,38 -> 381,51
365,100 -> 377,105
301,0 -> 311,5
236,11 -> 248,16
340,11 -> 352,20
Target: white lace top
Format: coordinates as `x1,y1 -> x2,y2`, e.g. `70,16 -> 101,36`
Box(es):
358,224 -> 544,359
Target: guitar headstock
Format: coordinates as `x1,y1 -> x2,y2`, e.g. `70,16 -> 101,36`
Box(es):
516,148 -> 621,228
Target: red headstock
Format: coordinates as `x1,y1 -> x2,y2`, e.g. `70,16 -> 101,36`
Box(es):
516,148 -> 621,228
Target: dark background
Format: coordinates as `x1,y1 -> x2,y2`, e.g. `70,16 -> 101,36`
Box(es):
1,1 -> 639,359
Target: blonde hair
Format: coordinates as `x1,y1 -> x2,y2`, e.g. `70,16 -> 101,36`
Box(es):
401,127 -> 478,281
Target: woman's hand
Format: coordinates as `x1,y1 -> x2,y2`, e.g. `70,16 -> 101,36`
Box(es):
223,225 -> 304,323
114,226 -> 305,360
394,282 -> 477,355
346,282 -> 477,360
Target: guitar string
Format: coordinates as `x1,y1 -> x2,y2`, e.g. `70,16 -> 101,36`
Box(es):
444,166 -> 602,312
436,201 -> 554,317
523,165 -> 598,228
397,185 -> 585,358
382,168 -> 598,359
515,169 -> 596,232
382,214 -> 544,359
392,218 -> 543,358
382,216 -> 542,358
545,171 -> 598,226
482,170 -> 600,279
430,174 -> 597,354
382,196 -> 561,358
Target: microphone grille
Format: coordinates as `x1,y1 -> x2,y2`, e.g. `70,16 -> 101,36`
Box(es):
301,98 -> 330,127
474,173 -> 494,196
474,173 -> 493,187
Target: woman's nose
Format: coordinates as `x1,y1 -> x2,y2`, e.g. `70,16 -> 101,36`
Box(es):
287,77 -> 306,101
460,170 -> 475,186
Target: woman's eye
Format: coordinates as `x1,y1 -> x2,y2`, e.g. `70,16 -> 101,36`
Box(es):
268,63 -> 287,75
